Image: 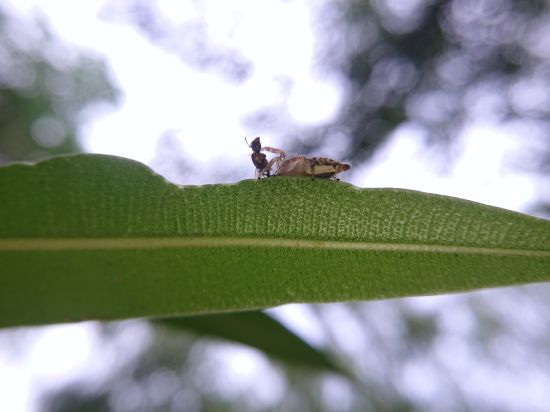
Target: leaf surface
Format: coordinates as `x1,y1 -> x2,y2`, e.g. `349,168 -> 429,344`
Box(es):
1,154 -> 549,327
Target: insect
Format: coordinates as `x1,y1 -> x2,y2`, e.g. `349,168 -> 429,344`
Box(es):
246,137 -> 350,180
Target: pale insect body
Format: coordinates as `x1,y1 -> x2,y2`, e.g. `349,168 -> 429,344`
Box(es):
246,137 -> 350,180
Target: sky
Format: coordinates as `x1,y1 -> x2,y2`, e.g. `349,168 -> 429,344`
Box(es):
1,1 -> 547,411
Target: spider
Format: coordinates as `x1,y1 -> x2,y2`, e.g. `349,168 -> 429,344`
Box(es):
246,137 -> 350,180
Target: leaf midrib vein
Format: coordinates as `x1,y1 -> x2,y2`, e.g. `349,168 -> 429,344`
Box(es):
0,237 -> 549,257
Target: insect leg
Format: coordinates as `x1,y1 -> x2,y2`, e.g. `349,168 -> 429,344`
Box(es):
262,146 -> 286,160
265,156 -> 284,176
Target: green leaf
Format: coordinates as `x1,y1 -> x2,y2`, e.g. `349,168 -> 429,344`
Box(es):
1,154 -> 549,328
157,311 -> 341,374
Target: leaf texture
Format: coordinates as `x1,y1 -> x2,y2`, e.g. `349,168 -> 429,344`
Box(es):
1,154 -> 549,327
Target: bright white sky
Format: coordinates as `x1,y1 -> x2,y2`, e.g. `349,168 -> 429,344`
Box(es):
1,1 -> 546,411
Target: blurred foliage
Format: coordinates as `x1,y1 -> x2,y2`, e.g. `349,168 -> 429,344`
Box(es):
38,285 -> 550,412
301,0 -> 550,161
97,0 -> 550,172
93,0 -> 550,208
0,6 -> 118,163
159,312 -> 344,375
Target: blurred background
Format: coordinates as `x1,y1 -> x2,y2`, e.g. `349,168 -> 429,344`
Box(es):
1,0 -> 550,411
